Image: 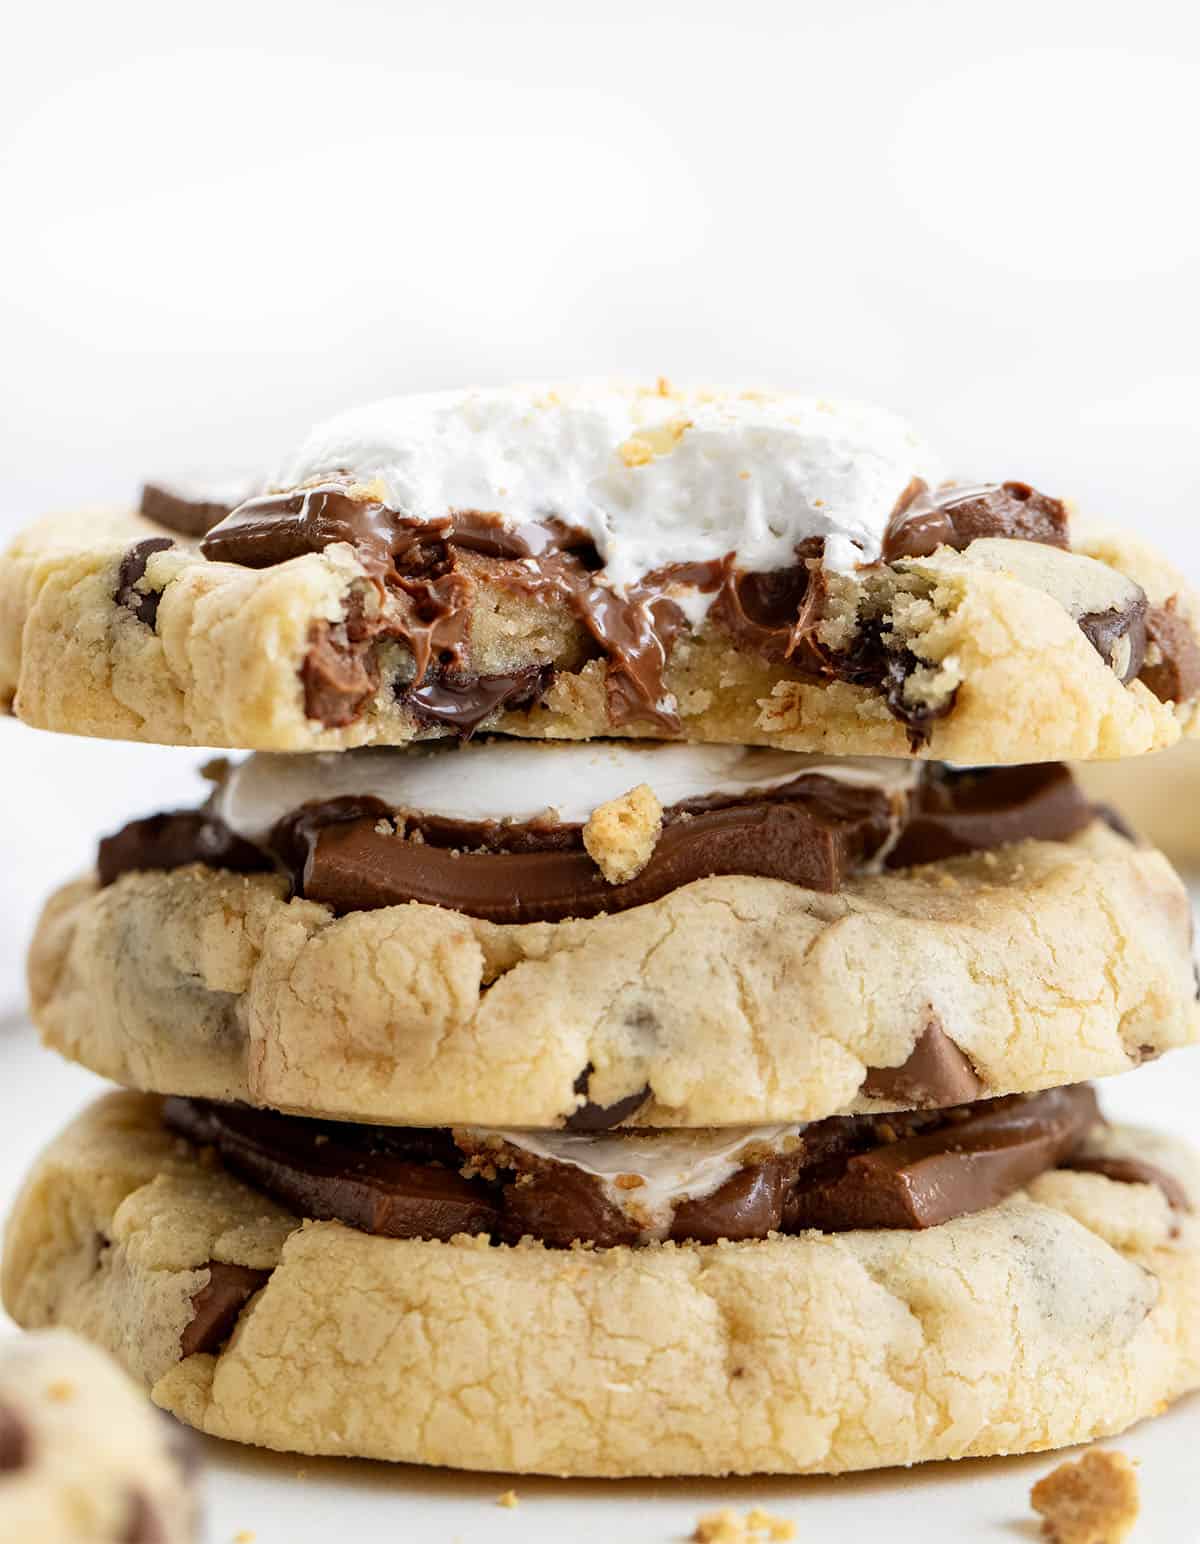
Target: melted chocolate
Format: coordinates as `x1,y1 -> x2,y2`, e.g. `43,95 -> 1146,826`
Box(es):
97,813 -> 270,888
882,481 -> 1070,561
1078,595 -> 1148,683
163,1086 -> 1100,1248
1139,602 -> 1200,703
402,663 -> 554,735
179,1261 -> 270,1359
115,538 -> 174,628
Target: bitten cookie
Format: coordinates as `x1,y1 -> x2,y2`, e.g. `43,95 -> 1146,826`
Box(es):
3,386 -> 1198,758
29,818 -> 1199,1127
3,1093 -> 1198,1477
0,1328 -> 199,1542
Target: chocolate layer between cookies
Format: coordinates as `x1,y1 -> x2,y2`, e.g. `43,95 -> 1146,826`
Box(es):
162,1085 -> 1127,1284
97,746 -> 1099,925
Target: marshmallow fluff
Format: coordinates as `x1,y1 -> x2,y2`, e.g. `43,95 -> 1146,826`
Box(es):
213,741 -> 922,840
463,1126 -> 804,1238
277,383 -> 942,600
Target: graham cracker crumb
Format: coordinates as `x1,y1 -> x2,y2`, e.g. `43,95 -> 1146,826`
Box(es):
583,784 -> 662,884
1031,1449 -> 1140,1544
497,1489 -> 519,1509
692,1507 -> 795,1543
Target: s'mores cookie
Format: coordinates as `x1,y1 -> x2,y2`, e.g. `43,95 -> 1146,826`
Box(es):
3,384 -> 1198,759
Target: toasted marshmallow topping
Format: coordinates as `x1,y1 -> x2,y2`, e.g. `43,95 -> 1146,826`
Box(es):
465,1125 -> 803,1239
213,741 -> 921,840
277,383 -> 941,591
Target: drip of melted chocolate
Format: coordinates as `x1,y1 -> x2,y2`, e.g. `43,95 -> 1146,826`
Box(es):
163,1085 -> 1105,1253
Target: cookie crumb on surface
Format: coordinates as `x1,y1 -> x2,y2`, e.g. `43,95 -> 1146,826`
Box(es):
692,1507 -> 795,1542
497,1489 -> 519,1508
1031,1449 -> 1140,1543
583,783 -> 662,884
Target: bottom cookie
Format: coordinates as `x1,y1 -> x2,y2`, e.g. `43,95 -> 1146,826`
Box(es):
3,1092 -> 1199,1477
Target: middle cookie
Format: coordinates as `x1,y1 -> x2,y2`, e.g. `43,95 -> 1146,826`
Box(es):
29,741 -> 1199,1128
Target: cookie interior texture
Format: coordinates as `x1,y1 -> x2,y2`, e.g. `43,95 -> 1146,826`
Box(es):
4,1093 -> 1199,1476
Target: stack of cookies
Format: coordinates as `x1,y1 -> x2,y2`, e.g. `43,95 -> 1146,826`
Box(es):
3,383 -> 1200,1478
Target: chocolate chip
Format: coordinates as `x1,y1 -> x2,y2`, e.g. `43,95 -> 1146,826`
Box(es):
180,1261 -> 271,1359
401,663 -> 554,737
115,538 -> 174,629
121,1490 -> 168,1544
565,1067 -> 650,1131
861,1020 -> 983,1108
0,1401 -> 31,1472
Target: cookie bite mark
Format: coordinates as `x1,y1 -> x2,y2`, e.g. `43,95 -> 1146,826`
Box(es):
179,1262 -> 271,1359
115,538 -> 175,629
861,1020 -> 983,1108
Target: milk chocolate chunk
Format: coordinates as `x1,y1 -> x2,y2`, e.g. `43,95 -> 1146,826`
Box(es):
565,1068 -> 651,1132
302,613 -> 382,728
669,1159 -> 790,1244
140,480 -> 246,539
861,1020 -> 983,1108
163,1097 -> 501,1244
115,537 -> 174,628
1060,1154 -> 1192,1212
301,793 -> 891,923
1139,602 -> 1200,703
1077,596 -> 1148,683
785,1083 -> 1098,1232
97,812 -> 270,888
885,762 -> 1094,869
883,481 -> 1070,562
179,1261 -> 270,1359
0,1401 -> 31,1472
499,1164 -> 640,1249
201,485 -> 398,576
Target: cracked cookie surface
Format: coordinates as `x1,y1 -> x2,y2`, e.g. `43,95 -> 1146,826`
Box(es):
3,1092 -> 1198,1476
2,509 -> 1198,759
27,821 -> 1199,1127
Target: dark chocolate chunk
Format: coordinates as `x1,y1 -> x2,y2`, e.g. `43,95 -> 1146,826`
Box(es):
565,1067 -> 651,1132
97,812 -> 271,888
885,763 -> 1095,870
882,481 -> 1070,562
1060,1154 -> 1192,1212
402,663 -> 554,737
121,1490 -> 169,1544
861,1020 -> 983,1108
1139,602 -> 1200,703
784,1084 -> 1098,1232
115,538 -> 174,629
0,1401 -> 31,1472
179,1260 -> 271,1359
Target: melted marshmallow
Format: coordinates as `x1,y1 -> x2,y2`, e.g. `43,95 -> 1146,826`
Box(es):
276,383 -> 942,594
213,741 -> 922,840
466,1125 -> 803,1238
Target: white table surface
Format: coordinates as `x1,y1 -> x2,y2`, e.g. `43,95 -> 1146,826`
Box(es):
2,992 -> 1198,1542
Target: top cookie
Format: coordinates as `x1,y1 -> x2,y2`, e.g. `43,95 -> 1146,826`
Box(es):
4,382 -> 1199,758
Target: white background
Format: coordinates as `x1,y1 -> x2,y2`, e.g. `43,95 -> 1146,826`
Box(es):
2,3 -> 1200,1538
